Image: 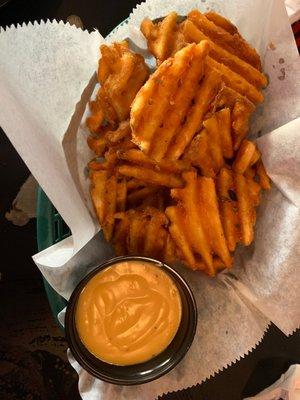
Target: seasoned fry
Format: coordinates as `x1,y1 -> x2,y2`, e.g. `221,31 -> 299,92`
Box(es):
127,186 -> 159,205
256,159 -> 271,190
198,177 -> 232,267
184,129 -> 216,177
88,42 -> 149,133
234,173 -> 254,246
233,140 -> 256,174
128,213 -> 145,254
212,86 -> 255,151
163,234 -> 177,265
86,11 -> 270,276
117,165 -> 183,188
113,215 -> 130,255
141,12 -> 183,64
116,179 -> 127,212
166,206 -> 196,269
188,9 -> 262,70
206,57 -> 263,104
217,168 -> 239,252
87,135 -> 107,156
166,67 -> 223,159
203,115 -> 224,172
216,108 -> 233,159
131,42 -> 209,154
182,19 -> 267,88
204,11 -> 238,35
105,120 -> 131,144
184,110 -> 232,177
149,42 -> 209,160
117,148 -> 191,173
90,170 -> 107,224
102,175 -> 117,242
172,171 -> 214,273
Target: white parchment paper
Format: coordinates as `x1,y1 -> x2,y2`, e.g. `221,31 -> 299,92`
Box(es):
0,0 -> 299,398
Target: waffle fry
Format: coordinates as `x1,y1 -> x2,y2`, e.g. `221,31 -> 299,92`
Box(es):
256,159 -> 271,190
86,7 -> 270,277
167,171 -> 232,276
211,86 -> 255,150
181,19 -> 267,88
206,57 -> 263,104
113,208 -> 175,263
141,12 -> 186,64
90,171 -> 118,241
217,167 -> 262,249
187,9 -> 262,70
87,42 -> 149,133
233,139 -> 257,174
131,41 -> 209,155
117,164 -> 183,188
204,11 -> 238,35
184,109 -> 233,177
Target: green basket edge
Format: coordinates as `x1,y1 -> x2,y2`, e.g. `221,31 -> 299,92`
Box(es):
36,187 -> 67,328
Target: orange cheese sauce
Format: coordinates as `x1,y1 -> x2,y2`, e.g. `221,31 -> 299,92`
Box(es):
75,261 -> 182,366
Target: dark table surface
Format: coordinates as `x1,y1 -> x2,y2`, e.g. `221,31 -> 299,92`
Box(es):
0,1 -> 299,399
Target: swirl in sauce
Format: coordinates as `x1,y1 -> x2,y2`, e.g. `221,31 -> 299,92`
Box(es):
75,261 -> 182,366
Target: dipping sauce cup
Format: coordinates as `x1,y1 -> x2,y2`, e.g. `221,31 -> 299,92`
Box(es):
65,256 -> 197,385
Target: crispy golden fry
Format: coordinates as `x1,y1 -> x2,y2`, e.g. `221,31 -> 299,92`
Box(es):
149,42 -> 209,160
203,115 -> 224,172
206,57 -> 263,104
131,42 -> 209,154
90,170 -> 107,224
127,186 -> 159,205
256,159 -> 271,190
87,28 -> 269,276
90,171 -> 117,241
246,176 -> 261,207
101,175 -> 117,242
105,120 -> 131,144
204,11 -> 238,35
184,110 -> 232,177
117,164 -> 183,188
88,42 -> 149,133
244,166 -> 256,179
250,147 -> 261,166
114,208 -> 171,262
143,211 -> 168,256
166,206 -> 196,269
234,173 -> 255,246
216,108 -> 233,159
172,171 -> 214,273
212,86 -> 255,151
163,234 -> 177,265
166,67 -> 223,159
198,176 -> 232,267
87,135 -> 107,156
113,214 -> 130,256
195,257 -> 227,273
184,129 -> 216,177
233,139 -> 256,174
181,20 -> 267,88
217,168 -> 239,252
188,9 -> 262,70
117,148 -> 191,173
116,179 -> 127,212
141,12 -> 183,64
